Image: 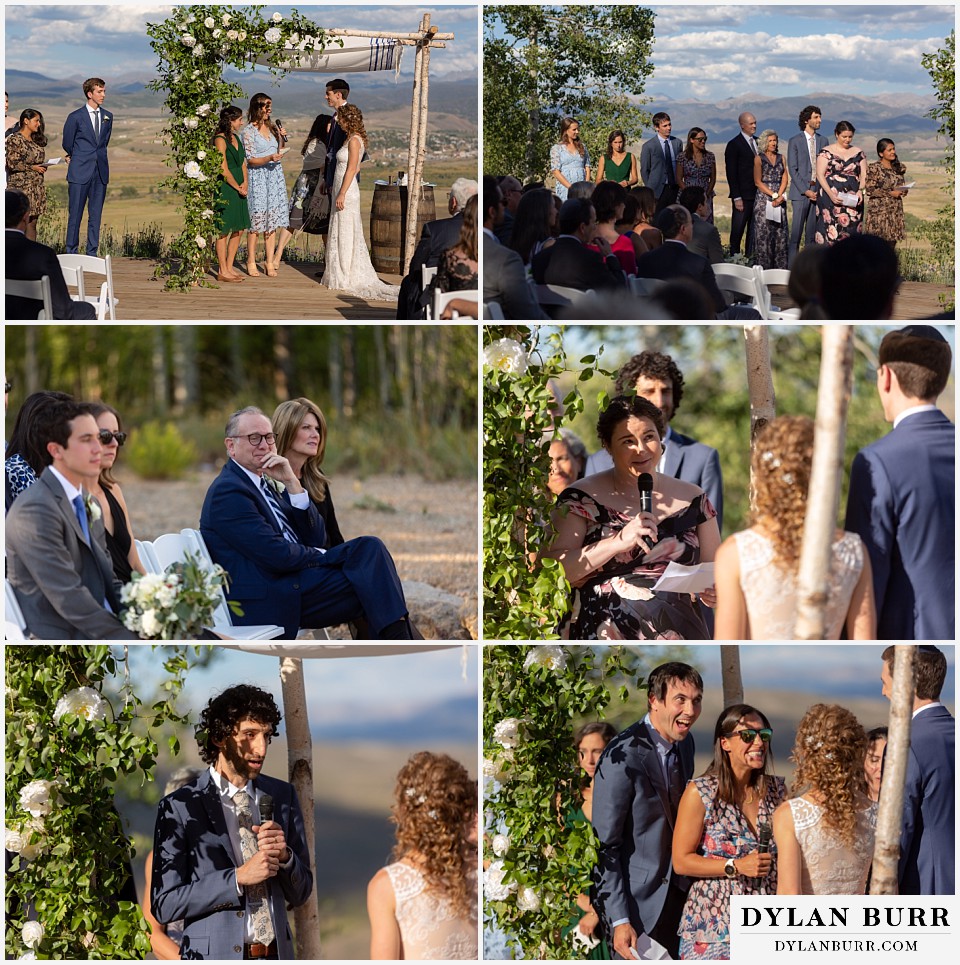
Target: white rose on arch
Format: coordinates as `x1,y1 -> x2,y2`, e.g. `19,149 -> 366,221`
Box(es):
222,13 -> 232,26
264,27 -> 282,43
517,885 -> 541,912
523,645 -> 568,673
183,161 -> 202,179
196,104 -> 212,117
483,337 -> 528,376
53,686 -> 108,724
204,16 -> 215,28
483,860 -> 517,901
227,29 -> 238,41
238,30 -> 247,41
196,150 -> 206,160
21,921 -> 44,950
493,717 -> 523,748
18,780 -> 58,818
272,11 -> 283,22
181,33 -> 196,47
192,44 -> 205,57
213,28 -> 222,39
491,833 -> 510,856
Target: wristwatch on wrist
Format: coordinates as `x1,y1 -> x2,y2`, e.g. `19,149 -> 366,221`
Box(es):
724,857 -> 737,878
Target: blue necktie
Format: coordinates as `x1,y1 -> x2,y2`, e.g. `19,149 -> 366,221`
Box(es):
72,494 -> 91,542
261,479 -> 299,543
663,139 -> 675,186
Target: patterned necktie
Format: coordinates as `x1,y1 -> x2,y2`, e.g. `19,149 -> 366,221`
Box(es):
71,494 -> 90,542
808,135 -> 816,181
260,478 -> 298,543
662,139 -> 675,185
233,789 -> 276,946
750,135 -> 759,156
666,744 -> 684,818
94,110 -> 101,139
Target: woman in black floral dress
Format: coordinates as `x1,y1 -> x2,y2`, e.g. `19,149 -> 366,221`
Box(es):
547,395 -> 720,640
814,120 -> 867,246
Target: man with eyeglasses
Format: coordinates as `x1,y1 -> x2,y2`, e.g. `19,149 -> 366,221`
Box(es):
200,406 -> 413,639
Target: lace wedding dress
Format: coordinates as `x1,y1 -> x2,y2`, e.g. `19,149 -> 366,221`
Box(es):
384,862 -> 478,960
790,796 -> 878,894
321,134 -> 399,302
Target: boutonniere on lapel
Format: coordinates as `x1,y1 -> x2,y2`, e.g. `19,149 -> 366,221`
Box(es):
102,116 -> 111,125
83,491 -> 102,523
265,476 -> 286,496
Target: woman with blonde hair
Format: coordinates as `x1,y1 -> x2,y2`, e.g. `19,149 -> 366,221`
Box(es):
773,704 -> 877,894
367,751 -> 478,959
714,415 -> 875,639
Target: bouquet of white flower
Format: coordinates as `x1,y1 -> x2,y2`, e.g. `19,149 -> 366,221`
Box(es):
120,552 -> 230,639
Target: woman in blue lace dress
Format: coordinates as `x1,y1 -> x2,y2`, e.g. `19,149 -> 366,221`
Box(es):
550,117 -> 591,201
241,93 -> 290,277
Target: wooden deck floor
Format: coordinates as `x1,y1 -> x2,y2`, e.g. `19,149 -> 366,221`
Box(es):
759,281 -> 953,321
107,258 -> 403,320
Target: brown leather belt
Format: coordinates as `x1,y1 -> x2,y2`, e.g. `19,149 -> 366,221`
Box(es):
243,941 -> 277,959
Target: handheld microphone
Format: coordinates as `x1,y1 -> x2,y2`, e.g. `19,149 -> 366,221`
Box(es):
756,821 -> 772,854
637,473 -> 654,514
259,793 -> 274,824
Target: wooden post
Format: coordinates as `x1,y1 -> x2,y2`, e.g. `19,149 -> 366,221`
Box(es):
279,657 -> 321,959
794,326 -> 854,639
402,15 -> 430,276
720,645 -> 743,707
743,325 -> 776,443
870,645 -> 916,894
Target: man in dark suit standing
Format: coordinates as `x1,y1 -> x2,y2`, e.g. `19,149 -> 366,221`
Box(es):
786,105 -> 825,265
639,112 -> 683,214
321,78 -> 350,196
845,326 -> 954,639
592,662 -> 703,960
200,406 -> 413,639
62,77 -> 112,255
6,189 -> 97,319
724,111 -> 758,256
152,684 -> 313,959
880,646 -> 954,895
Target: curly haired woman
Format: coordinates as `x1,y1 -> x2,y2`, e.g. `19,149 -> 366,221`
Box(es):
713,415 -> 876,639
367,752 -> 477,959
773,704 -> 877,894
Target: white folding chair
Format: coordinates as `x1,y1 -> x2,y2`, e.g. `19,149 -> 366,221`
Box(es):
484,300 -> 505,319
421,264 -> 438,289
754,266 -> 801,320
56,254 -> 118,320
433,288 -> 479,319
6,276 -> 53,319
628,276 -> 665,298
712,263 -> 763,312
5,578 -> 28,639
535,284 -> 595,308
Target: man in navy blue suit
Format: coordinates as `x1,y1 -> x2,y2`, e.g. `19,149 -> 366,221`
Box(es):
152,684 -> 313,959
880,646 -> 954,895
845,326 -> 954,639
200,406 -> 412,639
62,77 -> 112,255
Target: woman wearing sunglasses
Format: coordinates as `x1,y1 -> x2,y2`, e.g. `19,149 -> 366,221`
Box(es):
87,402 -> 145,583
672,704 -> 786,960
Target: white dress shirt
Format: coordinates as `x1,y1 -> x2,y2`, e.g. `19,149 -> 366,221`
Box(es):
893,403 -> 938,430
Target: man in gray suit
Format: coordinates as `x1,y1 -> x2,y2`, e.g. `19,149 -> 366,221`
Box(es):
787,105 -> 825,265
5,398 -> 137,639
639,112 -> 683,213
592,662 -> 703,959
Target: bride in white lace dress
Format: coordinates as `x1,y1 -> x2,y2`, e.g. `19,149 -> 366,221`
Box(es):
321,104 -> 399,302
714,415 -> 877,639
368,752 -> 478,960
773,704 -> 878,894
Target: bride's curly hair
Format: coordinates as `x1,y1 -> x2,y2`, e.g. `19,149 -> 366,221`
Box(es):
749,415 -> 814,569
390,751 -> 477,920
790,703 -> 868,849
335,104 -> 368,146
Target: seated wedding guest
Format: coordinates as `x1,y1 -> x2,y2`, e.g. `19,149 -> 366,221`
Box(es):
814,120 -> 866,247
200,406 -> 415,639
509,187 -> 557,267
567,180 -> 595,200
561,722 -> 617,957
673,704 -> 786,960
5,189 -> 97,319
714,415 -> 875,639
589,180 -> 637,275
630,186 -> 663,250
546,428 -> 588,497
864,726 -> 887,804
6,398 -> 138,639
652,278 -> 717,320
211,106 -> 249,284
773,704 -> 876,895
819,233 -> 898,320
6,109 -> 49,241
676,127 -> 716,222
5,389 -> 74,510
678,186 -> 723,264
787,243 -> 828,318
751,130 -> 789,270
426,194 -> 479,319
614,193 -> 650,263
865,138 -> 908,249
546,395 -> 719,640
86,402 -> 145,584
595,129 -> 637,188
241,92 -> 289,276
551,117 -> 591,201
368,752 -> 477,959
141,765 -> 204,960
494,174 -> 523,244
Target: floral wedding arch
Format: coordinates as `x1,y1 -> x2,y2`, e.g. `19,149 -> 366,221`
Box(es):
147,5 -> 452,290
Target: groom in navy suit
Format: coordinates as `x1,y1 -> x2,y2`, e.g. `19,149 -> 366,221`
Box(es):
845,326 -> 954,639
200,406 -> 412,639
880,646 -> 954,895
62,77 -> 112,255
152,684 -> 313,959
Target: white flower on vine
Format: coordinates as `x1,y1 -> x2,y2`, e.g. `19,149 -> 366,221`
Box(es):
184,161 -> 202,179
181,33 -> 196,47
53,686 -> 108,724
183,116 -> 199,130
483,337 -> 528,375
213,28 -> 222,39
21,922 -> 43,949
191,69 -> 201,78
186,14 -> 195,24
523,645 -> 567,673
196,103 -> 212,117
493,717 -> 522,748
491,833 -> 510,856
289,32 -> 300,45
238,30 -> 247,41
192,43 -> 205,57
227,29 -> 239,41
201,209 -> 214,220
19,780 -> 58,818
272,12 -> 284,22
222,13 -> 232,26
203,16 -> 215,28
517,885 -> 541,912
483,860 -> 517,901
264,27 -> 282,44
196,150 -> 206,160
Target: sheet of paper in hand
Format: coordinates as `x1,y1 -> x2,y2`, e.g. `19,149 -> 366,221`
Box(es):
765,201 -> 782,222
652,561 -> 716,594
836,191 -> 859,207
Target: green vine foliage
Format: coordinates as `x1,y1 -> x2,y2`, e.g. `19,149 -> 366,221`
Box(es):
146,5 -> 339,290
4,645 -> 206,959
483,645 -> 643,959
482,325 -> 613,639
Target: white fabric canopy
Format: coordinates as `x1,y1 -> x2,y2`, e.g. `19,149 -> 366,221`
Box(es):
218,643 -> 457,658
257,36 -> 402,75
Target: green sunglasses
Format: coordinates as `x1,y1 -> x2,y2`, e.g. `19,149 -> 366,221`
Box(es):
732,728 -> 773,744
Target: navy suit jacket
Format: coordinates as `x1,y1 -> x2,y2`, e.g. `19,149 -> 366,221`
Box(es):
844,409 -> 954,639
900,704 -> 955,894
151,770 -> 312,960
62,105 -> 112,185
724,133 -> 758,202
200,459 -> 328,638
592,720 -> 694,934
532,236 -> 626,292
635,241 -> 726,313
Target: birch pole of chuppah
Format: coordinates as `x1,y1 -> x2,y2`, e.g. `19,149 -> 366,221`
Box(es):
794,326 -> 854,640
743,325 -> 776,443
720,646 -> 744,706
870,645 -> 917,894
278,657 -> 321,960
402,14 -> 433,276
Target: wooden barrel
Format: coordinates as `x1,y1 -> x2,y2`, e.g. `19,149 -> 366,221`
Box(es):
369,182 -> 436,274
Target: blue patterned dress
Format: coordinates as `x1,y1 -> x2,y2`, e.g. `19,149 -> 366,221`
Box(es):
241,123 -> 289,232
550,142 -> 591,200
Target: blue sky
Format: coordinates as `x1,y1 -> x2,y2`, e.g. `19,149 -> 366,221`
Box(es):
2,3 -> 478,80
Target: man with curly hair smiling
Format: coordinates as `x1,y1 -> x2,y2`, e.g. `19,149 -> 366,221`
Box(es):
151,684 -> 312,960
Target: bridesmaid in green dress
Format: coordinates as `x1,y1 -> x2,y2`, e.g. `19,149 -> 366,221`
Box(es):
212,106 -> 250,283
563,721 -> 617,959
595,130 -> 637,188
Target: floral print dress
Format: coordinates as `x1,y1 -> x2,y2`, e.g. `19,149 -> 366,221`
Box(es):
556,488 -> 716,640
814,149 -> 865,245
678,775 -> 787,960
